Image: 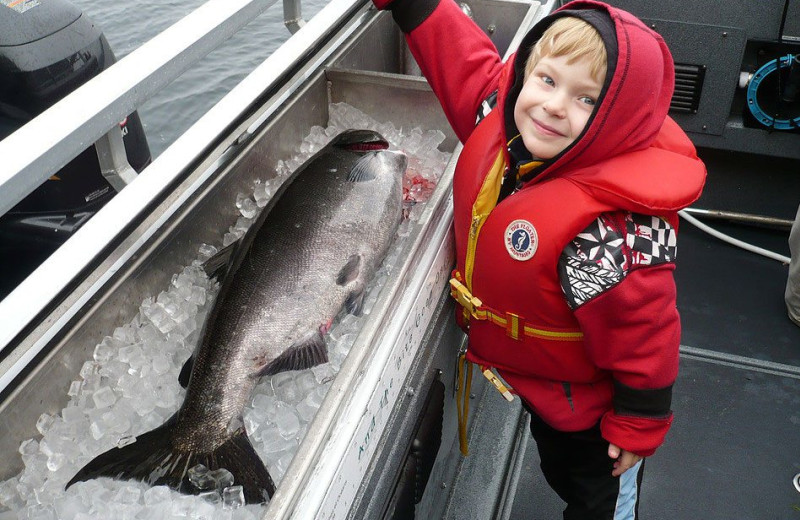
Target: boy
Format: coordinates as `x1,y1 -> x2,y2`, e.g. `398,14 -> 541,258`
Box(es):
372,0 -> 706,518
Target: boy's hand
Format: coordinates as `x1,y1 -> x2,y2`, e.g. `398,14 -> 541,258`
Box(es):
608,443 -> 642,477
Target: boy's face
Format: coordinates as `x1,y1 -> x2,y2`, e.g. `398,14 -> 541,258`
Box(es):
513,54 -> 603,160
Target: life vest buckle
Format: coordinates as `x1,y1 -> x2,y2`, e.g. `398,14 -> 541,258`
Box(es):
449,278 -> 483,318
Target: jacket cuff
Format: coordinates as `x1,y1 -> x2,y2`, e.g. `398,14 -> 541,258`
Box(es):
388,0 -> 441,33
600,411 -> 673,457
613,379 -> 672,418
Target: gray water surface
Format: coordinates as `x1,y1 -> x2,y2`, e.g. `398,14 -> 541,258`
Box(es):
73,0 -> 330,157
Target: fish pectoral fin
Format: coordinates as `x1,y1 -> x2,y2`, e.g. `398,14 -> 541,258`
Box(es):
178,355 -> 194,388
201,241 -> 239,281
345,280 -> 367,316
336,254 -> 362,286
347,154 -> 379,182
256,330 -> 328,377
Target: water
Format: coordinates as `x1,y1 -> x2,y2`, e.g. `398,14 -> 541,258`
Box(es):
72,0 -> 330,158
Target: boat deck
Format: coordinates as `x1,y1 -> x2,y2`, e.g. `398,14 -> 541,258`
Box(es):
509,148 -> 800,519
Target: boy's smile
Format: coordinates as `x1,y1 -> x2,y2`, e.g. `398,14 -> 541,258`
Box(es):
513,54 -> 604,160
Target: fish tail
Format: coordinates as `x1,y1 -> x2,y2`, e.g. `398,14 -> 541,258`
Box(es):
65,416 -> 276,504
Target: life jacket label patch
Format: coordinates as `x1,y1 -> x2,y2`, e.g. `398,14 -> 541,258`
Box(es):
505,220 -> 538,261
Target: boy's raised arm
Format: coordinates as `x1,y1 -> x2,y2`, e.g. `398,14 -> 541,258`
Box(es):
374,0 -> 505,142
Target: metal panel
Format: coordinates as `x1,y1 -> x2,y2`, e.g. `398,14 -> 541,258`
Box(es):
643,19 -> 746,136
606,0 -> 791,42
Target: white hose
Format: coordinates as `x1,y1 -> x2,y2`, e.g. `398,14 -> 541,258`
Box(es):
678,209 -> 792,264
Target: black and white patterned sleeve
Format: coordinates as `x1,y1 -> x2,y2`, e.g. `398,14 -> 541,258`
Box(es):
475,90 -> 498,125
559,213 -> 677,310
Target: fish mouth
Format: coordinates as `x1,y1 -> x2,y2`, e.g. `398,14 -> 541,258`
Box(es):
344,139 -> 390,152
332,129 -> 390,153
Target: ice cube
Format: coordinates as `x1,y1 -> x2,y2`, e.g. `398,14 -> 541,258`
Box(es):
198,489 -> 222,505
189,285 -> 207,306
91,386 -> 117,409
93,338 -> 118,362
143,485 -> 172,507
151,353 -> 172,375
311,363 -> 336,385
0,477 -> 20,509
113,324 -> 137,344
52,492 -> 85,520
67,380 -> 83,397
259,428 -> 297,455
102,409 -> 131,434
210,468 -> 235,490
222,485 -> 245,510
46,452 -> 66,472
89,419 -> 107,440
237,196 -> 258,219
188,464 -> 215,491
197,243 -> 219,261
22,503 -> 56,520
253,182 -> 272,207
79,361 -> 100,380
294,372 -> 317,396
271,372 -> 302,405
19,439 -> 39,457
170,494 -> 196,516
274,409 -> 300,440
114,484 -> 141,505
116,435 -> 137,448
296,389 -> 325,423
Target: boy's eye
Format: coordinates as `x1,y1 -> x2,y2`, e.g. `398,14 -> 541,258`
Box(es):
579,96 -> 596,106
540,75 -> 555,86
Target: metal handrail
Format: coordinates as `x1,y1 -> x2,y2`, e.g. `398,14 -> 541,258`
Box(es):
0,0 -> 280,216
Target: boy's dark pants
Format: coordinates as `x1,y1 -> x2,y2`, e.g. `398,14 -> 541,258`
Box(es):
528,410 -> 645,520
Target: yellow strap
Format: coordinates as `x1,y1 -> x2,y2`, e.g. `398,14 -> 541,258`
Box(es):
456,354 -> 473,456
449,275 -> 584,341
481,368 -> 514,402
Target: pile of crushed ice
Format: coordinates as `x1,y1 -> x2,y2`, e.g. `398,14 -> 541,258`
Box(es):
0,103 -> 450,520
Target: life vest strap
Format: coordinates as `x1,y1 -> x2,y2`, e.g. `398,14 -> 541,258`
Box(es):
449,274 -> 584,342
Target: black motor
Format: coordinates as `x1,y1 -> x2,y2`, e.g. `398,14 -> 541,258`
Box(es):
0,0 -> 151,297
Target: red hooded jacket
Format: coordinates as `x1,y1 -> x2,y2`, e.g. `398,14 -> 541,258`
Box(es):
386,0 -> 706,455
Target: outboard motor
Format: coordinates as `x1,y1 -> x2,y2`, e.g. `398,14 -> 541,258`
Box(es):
0,0 -> 151,296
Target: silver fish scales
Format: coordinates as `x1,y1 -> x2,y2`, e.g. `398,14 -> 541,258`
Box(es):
66,129 -> 407,504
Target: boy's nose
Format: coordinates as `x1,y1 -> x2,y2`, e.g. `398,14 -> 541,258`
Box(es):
543,95 -> 567,117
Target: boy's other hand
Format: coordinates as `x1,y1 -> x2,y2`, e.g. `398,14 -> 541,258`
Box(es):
608,443 -> 642,477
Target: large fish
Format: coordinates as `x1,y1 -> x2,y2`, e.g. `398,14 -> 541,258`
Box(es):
66,129 -> 407,503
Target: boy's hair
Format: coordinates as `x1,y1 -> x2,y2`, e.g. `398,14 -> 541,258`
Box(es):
524,17 -> 608,83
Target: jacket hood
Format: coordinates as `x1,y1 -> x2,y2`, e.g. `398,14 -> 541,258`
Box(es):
499,0 -> 705,213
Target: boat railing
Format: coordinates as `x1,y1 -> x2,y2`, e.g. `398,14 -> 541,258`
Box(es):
0,0 -> 368,393
0,0 -> 316,215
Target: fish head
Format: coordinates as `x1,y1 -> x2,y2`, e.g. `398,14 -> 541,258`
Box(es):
330,129 -> 408,184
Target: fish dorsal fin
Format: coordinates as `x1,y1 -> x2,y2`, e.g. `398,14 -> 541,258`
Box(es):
347,154 -> 379,182
336,254 -> 361,285
255,330 -> 328,378
200,241 -> 239,281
